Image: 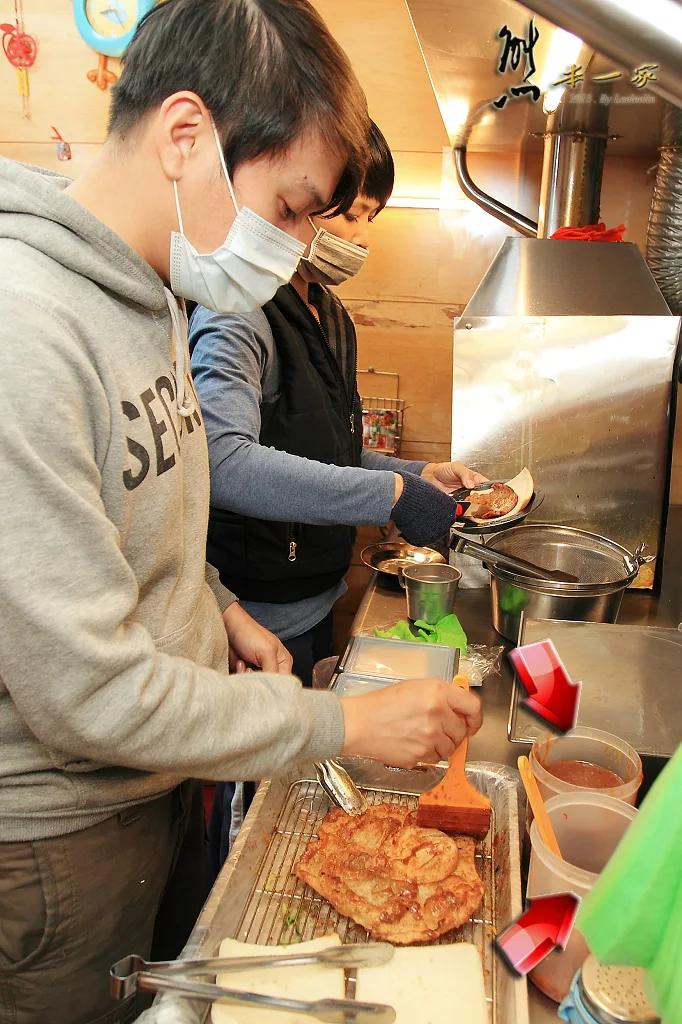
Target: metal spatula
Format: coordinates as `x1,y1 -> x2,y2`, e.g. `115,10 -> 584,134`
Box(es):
452,536 -> 579,583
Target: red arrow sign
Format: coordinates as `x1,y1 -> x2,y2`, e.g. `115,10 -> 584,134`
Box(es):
496,892 -> 581,976
509,639 -> 582,733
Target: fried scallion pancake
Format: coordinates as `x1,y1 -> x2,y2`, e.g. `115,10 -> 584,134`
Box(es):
294,803 -> 484,944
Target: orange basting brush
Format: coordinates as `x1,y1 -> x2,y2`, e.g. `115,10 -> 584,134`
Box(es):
417,673 -> 491,837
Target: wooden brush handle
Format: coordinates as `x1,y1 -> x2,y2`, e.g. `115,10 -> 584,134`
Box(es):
447,673 -> 470,774
448,671 -> 471,770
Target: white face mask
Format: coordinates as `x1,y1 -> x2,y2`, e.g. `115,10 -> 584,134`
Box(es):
169,121 -> 305,314
297,217 -> 368,286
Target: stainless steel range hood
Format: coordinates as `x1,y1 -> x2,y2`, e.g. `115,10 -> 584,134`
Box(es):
465,238 -> 669,317
451,240 -> 679,586
404,0 -> 681,585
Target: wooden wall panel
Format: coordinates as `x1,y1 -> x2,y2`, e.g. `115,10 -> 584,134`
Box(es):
348,298 -> 454,448
392,151 -> 443,199
312,0 -> 449,154
1,0 -> 115,147
600,156 -> 656,250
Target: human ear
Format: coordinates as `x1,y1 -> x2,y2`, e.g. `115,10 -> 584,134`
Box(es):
155,92 -> 211,183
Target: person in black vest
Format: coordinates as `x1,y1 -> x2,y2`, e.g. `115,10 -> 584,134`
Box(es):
190,122 -> 485,866
191,122 -> 484,680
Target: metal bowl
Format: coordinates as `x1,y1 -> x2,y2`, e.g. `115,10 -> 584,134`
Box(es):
360,540 -> 446,585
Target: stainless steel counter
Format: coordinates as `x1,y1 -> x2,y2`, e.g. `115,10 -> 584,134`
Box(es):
344,507 -> 682,1022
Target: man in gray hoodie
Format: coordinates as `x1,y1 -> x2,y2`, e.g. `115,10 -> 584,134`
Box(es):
0,1 -> 482,1021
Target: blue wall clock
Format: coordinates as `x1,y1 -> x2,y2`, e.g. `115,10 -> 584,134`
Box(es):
74,1 -> 157,88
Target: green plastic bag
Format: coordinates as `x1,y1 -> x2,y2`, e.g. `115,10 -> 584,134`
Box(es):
577,743 -> 682,1024
374,613 -> 467,654
374,619 -> 418,643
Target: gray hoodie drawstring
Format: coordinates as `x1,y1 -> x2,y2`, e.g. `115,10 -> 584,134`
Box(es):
164,287 -> 194,418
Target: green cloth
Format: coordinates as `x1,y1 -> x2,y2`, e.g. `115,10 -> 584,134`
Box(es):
577,742 -> 682,1024
374,613 -> 467,654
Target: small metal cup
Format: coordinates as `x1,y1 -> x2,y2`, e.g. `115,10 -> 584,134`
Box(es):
399,563 -> 462,624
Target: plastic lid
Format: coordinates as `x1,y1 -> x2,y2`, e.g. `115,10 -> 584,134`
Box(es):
579,956 -> 660,1023
344,635 -> 456,682
332,673 -> 393,699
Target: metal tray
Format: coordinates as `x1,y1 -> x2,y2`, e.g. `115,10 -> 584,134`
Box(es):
508,617 -> 682,756
149,760 -> 528,1024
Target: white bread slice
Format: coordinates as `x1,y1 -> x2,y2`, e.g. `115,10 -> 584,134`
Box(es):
212,935 -> 344,1023
355,943 -> 488,1024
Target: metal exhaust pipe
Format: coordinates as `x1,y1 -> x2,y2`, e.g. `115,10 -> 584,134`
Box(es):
452,146 -> 538,237
646,104 -> 682,314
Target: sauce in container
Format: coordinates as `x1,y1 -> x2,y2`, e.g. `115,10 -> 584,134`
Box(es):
545,759 -> 623,789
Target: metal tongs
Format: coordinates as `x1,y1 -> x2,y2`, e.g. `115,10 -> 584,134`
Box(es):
314,759 -> 367,815
110,944 -> 396,1023
452,536 -> 579,583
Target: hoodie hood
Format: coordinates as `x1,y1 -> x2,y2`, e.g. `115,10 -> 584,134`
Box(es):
0,156 -> 167,314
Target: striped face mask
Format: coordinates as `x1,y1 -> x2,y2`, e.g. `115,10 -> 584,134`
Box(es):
297,218 -> 368,286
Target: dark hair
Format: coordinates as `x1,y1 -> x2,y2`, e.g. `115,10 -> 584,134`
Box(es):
362,121 -> 394,214
108,0 -> 369,214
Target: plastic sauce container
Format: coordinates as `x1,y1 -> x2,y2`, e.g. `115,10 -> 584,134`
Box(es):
527,791 -> 637,1003
530,726 -> 643,806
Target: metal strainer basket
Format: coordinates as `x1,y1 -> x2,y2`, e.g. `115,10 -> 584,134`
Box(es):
485,525 -> 650,595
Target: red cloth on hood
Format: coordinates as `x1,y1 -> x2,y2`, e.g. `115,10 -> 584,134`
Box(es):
550,222 -> 626,242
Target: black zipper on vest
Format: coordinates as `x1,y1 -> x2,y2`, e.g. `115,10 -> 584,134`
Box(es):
288,522 -> 301,561
290,287 -> 357,445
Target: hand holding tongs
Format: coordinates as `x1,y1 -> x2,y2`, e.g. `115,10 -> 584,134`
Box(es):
110,943 -> 396,1023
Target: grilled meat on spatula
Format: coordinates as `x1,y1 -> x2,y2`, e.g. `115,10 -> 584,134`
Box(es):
464,467 -> 535,524
468,482 -> 517,520
294,803 -> 484,944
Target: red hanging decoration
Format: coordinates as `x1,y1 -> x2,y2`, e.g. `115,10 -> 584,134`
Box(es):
51,127 -> 72,162
1,0 -> 37,118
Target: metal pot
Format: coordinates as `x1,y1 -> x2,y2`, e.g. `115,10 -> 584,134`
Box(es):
483,525 -> 652,642
490,576 -> 627,643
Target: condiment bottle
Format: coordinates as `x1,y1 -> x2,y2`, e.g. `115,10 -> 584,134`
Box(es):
558,955 -> 661,1024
